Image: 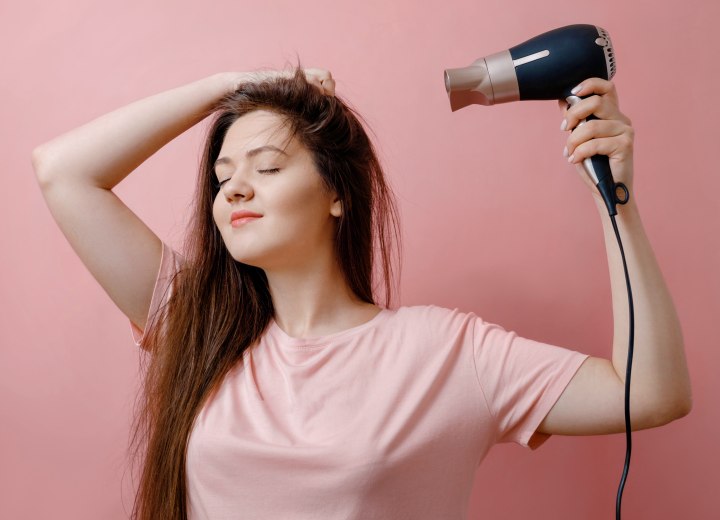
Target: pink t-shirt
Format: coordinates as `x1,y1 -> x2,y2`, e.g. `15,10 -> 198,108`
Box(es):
130,242 -> 589,520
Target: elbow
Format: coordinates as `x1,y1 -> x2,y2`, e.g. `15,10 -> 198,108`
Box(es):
673,393 -> 693,420
671,374 -> 694,421
32,145 -> 58,190
664,397 -> 692,426
646,393 -> 692,428
32,146 -> 50,186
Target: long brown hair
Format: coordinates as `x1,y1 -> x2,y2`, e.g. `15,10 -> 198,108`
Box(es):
127,65 -> 401,519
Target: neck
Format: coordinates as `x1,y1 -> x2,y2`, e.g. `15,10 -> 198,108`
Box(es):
264,248 -> 379,339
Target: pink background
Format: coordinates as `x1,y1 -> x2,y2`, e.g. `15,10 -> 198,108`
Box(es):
2,0 -> 718,518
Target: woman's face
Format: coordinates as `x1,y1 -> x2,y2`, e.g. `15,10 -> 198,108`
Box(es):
212,110 -> 342,271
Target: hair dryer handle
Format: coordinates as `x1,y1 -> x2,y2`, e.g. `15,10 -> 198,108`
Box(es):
566,95 -> 629,216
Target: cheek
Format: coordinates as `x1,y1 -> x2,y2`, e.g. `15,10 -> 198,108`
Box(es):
278,186 -> 331,227
212,196 -> 223,227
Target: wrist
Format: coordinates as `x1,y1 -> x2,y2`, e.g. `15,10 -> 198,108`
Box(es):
212,72 -> 249,97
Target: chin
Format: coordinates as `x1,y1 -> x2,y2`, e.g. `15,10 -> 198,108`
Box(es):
227,250 -> 267,269
221,232 -> 318,272
224,242 -> 283,271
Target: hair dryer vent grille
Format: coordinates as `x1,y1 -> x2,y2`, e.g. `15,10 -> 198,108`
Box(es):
597,26 -> 617,79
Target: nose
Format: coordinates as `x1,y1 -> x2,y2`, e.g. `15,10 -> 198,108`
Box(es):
219,170 -> 254,201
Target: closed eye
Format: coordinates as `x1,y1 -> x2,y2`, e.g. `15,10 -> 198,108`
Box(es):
213,168 -> 281,189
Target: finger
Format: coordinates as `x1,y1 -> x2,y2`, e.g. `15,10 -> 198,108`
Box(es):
304,68 -> 332,82
306,76 -> 322,90
565,119 -> 629,156
569,77 -> 617,99
306,76 -> 336,97
320,77 -> 336,96
303,69 -> 335,95
567,134 -> 634,164
565,96 -> 631,132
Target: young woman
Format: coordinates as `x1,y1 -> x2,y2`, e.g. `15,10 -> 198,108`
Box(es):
32,66 -> 691,520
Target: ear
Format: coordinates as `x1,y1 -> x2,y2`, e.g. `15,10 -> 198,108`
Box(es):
330,195 -> 342,218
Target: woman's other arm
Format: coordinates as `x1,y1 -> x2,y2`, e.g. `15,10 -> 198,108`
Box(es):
31,73 -> 244,332
538,78 -> 691,435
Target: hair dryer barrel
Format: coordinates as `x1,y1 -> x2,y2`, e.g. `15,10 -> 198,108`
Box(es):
444,24 -> 616,111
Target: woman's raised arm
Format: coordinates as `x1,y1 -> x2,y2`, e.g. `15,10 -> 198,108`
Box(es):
31,72 -> 245,333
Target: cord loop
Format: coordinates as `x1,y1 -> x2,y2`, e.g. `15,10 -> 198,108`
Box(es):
614,182 -> 629,205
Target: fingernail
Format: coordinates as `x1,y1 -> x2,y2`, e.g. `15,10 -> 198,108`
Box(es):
568,154 -> 575,163
571,84 -> 582,95
563,146 -> 568,157
560,119 -> 568,131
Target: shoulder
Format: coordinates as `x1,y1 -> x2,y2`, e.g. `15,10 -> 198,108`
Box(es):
388,304 -> 481,335
392,303 -> 474,318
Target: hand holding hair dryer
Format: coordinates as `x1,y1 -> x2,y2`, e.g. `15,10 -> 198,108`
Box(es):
444,24 -> 628,216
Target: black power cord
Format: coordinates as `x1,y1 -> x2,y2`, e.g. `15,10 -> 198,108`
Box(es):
609,213 -> 635,520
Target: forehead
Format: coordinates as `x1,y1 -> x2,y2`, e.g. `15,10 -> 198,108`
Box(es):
219,110 -> 295,158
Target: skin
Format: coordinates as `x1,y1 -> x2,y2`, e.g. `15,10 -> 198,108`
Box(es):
212,111 -> 341,271
212,108 -> 380,339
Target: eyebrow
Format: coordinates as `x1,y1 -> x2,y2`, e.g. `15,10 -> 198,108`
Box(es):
214,145 -> 288,169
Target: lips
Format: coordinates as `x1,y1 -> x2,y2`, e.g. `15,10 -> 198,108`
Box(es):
230,210 -> 262,226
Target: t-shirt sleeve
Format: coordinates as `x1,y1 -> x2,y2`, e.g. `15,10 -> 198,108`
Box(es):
472,315 -> 590,450
129,241 -> 185,349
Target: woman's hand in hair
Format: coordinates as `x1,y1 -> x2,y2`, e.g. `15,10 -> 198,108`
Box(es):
301,68 -> 336,97
218,68 -> 335,97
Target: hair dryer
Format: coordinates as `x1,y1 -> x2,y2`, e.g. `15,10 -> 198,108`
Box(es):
444,24 -> 628,216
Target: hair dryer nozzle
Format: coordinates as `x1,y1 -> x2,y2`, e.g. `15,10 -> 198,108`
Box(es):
444,51 -> 520,111
444,60 -> 493,111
